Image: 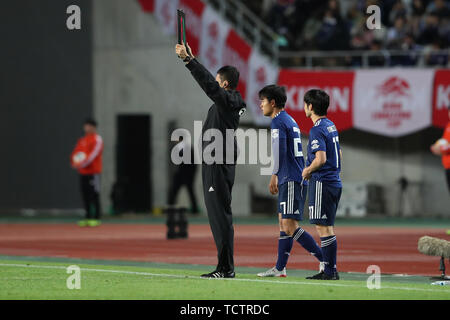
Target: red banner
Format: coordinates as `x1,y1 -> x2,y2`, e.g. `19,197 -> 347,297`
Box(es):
278,70 -> 354,134
138,0 -> 155,12
433,69 -> 450,129
223,29 -> 252,99
178,0 -> 205,56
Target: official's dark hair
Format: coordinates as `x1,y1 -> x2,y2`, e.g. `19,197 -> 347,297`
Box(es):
217,65 -> 240,90
84,118 -> 97,127
303,89 -> 330,116
258,85 -> 287,109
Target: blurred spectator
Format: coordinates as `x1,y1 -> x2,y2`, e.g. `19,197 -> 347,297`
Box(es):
368,39 -> 387,66
71,119 -> 103,227
416,13 -> 440,44
388,0 -> 410,26
347,1 -> 366,36
167,136 -> 199,214
239,0 -> 450,66
439,16 -> 450,45
412,0 -> 427,16
316,8 -> 350,50
430,106 -> 450,194
292,0 -> 327,48
297,11 -> 323,50
424,39 -> 449,65
297,0 -> 349,51
397,32 -> 423,65
386,16 -> 408,49
426,0 -> 450,18
265,0 -> 297,48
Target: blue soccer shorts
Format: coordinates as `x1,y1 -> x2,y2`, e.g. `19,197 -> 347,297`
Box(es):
278,181 -> 307,221
308,178 -> 342,226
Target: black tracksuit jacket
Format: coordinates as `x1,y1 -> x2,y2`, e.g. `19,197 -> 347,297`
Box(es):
185,58 -> 246,273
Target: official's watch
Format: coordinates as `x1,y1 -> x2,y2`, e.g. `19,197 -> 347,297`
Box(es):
183,56 -> 192,63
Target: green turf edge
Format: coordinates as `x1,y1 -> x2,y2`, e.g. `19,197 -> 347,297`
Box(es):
0,254 -> 436,284
0,258 -> 449,300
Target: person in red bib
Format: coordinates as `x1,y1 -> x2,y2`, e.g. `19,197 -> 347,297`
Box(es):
71,119 -> 104,227
431,107 -> 450,193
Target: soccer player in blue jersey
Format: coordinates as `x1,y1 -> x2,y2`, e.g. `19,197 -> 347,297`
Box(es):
256,85 -> 324,278
302,89 -> 342,280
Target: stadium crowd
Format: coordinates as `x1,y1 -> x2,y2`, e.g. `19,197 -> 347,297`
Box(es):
244,0 -> 450,67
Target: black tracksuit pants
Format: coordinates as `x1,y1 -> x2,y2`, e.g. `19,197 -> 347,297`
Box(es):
202,163 -> 236,273
80,174 -> 101,220
446,169 -> 450,194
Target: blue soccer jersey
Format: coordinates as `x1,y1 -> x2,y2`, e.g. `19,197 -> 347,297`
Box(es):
271,110 -> 306,186
306,118 -> 342,188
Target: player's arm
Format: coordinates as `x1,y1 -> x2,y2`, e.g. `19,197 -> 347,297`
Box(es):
440,144 -> 450,155
175,43 -> 227,108
269,124 -> 286,195
302,129 -> 326,180
430,140 -> 442,155
302,151 -> 326,180
71,139 -> 83,169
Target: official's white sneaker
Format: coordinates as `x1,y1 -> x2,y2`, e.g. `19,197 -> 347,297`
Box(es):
257,267 -> 287,277
319,262 -> 325,273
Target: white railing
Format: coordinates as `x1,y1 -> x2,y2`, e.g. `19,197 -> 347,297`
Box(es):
278,49 -> 450,69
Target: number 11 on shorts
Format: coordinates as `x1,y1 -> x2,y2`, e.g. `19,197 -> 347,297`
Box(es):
280,202 -> 286,215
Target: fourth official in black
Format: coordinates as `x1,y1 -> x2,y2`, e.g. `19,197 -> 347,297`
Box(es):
175,42 -> 246,278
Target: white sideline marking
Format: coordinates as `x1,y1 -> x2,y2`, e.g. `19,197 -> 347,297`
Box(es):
0,263 -> 448,293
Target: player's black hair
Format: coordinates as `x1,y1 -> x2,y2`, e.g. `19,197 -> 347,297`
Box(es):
84,118 -> 97,127
217,65 -> 240,90
303,89 -> 330,116
258,85 -> 287,109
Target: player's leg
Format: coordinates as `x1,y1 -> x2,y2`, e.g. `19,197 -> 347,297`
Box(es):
258,182 -> 323,277
274,182 -> 294,275
257,181 -> 293,277
307,181 -> 341,280
201,164 -> 235,278
92,174 -> 101,221
87,174 -> 101,227
281,182 -> 323,264
446,169 -> 450,194
315,224 -> 337,278
78,174 -> 91,226
446,170 -> 450,235
257,212 -> 291,277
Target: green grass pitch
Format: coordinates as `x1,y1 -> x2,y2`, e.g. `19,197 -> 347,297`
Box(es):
0,257 -> 449,300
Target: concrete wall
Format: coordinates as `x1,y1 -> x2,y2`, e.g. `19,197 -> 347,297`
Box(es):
0,0 -> 92,212
94,0 -> 209,213
93,0 -> 450,217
